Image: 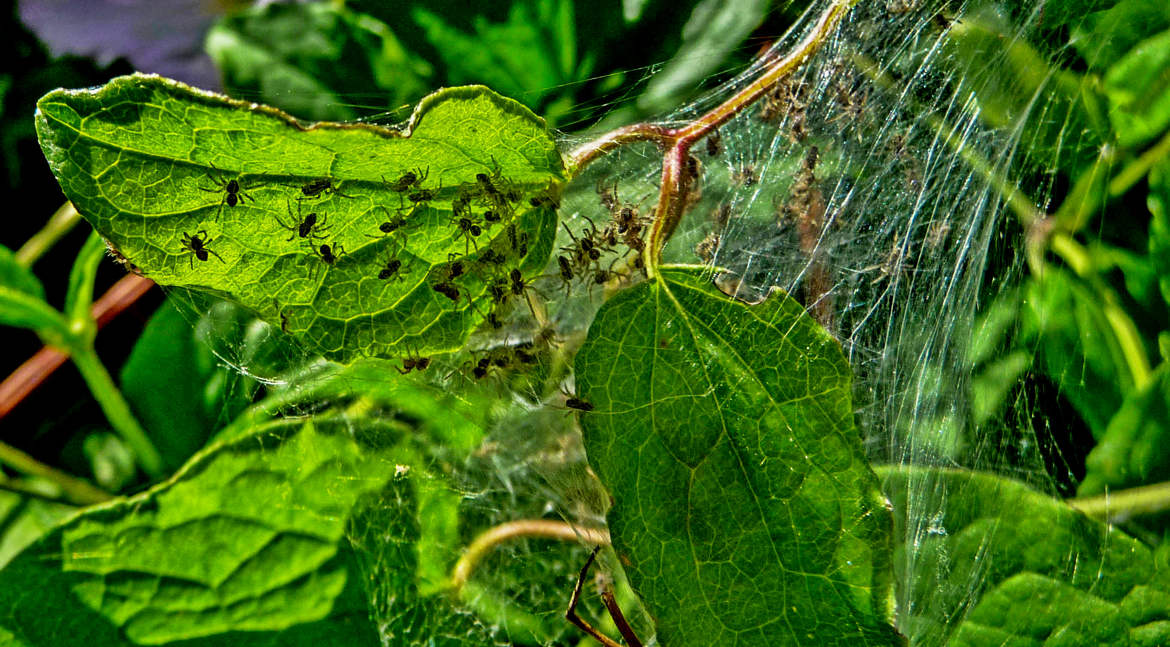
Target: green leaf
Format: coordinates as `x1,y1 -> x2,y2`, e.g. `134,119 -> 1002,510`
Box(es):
63,231 -> 105,330
0,419 -> 395,646
0,244 -> 45,300
882,467 -> 1170,647
206,3 -> 432,122
575,267 -> 899,646
1071,0 -> 1170,70
0,490 -> 73,569
0,240 -> 67,339
632,0 -> 767,116
412,0 -> 589,123
0,286 -> 69,341
971,350 -> 1032,425
1018,269 -> 1131,439
951,574 -> 1130,647
1079,362 -> 1170,494
1105,28 -> 1170,148
35,73 -> 564,363
120,299 -> 247,472
1148,157 -> 1170,306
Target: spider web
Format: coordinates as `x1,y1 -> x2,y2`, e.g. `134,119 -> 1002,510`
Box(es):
534,0 -> 1070,642
174,0 -> 1081,643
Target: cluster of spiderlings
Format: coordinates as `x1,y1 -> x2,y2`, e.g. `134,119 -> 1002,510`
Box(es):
185,165 -> 358,271
431,166 -> 547,335
189,159 -> 565,384
550,179 -> 650,299
466,341 -> 541,380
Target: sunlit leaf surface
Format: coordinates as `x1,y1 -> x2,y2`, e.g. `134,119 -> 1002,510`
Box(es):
575,267 -> 899,646
884,467 -> 1170,647
35,74 -> 563,363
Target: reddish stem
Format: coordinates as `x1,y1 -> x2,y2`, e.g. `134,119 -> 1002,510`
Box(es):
566,0 -> 856,268
0,274 -> 156,421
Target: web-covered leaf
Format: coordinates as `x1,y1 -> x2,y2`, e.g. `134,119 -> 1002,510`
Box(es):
883,467 -> 1170,647
348,475 -> 498,647
574,266 -> 899,646
35,73 -> 563,364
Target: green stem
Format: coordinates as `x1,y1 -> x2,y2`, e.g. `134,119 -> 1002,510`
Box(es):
0,439 -> 112,505
15,202 -> 81,268
1050,232 -> 1152,389
71,346 -> 164,478
1068,481 -> 1170,521
1109,127 -> 1170,197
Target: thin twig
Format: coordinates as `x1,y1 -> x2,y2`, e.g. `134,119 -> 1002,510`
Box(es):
15,201 -> 81,267
450,519 -> 609,594
1068,481 -> 1170,523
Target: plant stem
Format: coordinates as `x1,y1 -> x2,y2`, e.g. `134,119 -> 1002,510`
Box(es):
1068,481 -> 1170,522
70,345 -> 164,478
0,439 -> 112,505
0,274 -> 155,422
1049,231 -> 1152,389
566,0 -> 859,269
15,201 -> 81,268
449,519 -> 609,594
1109,127 -> 1170,198
566,124 -> 671,173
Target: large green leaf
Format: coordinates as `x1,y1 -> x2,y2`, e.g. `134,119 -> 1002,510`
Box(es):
882,467 -> 1170,647
35,74 -> 563,363
0,419 -> 394,646
574,267 -> 899,646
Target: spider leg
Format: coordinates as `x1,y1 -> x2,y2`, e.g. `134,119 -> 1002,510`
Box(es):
601,587 -> 643,647
565,548 -> 625,647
